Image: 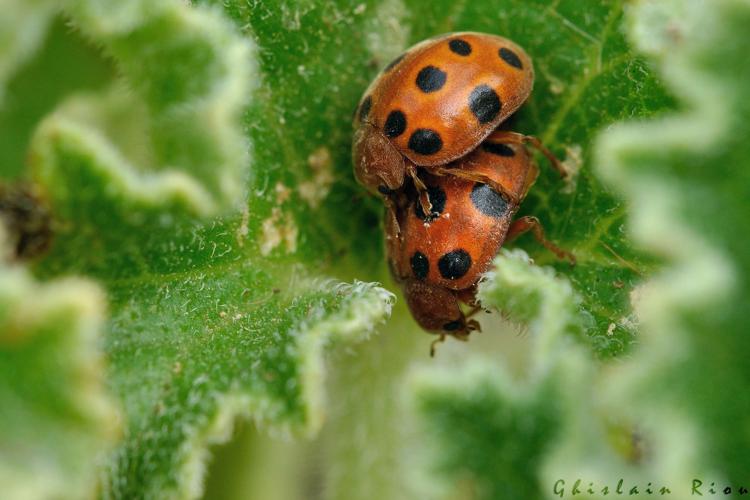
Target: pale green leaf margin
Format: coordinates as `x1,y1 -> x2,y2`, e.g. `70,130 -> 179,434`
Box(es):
545,0 -> 739,494
297,281 -> 397,436
156,281 -> 395,500
7,0 -> 256,215
411,0 -> 743,498
1,0 -> 261,497
0,225 -> 118,500
407,248 -> 588,498
409,248 -> 585,396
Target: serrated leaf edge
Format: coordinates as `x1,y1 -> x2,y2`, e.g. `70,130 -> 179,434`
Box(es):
24,0 -> 256,216
138,280 -> 394,500
477,248 -> 583,379
30,111 -> 219,213
0,227 -> 118,500
297,280 -> 395,436
540,0 -> 743,494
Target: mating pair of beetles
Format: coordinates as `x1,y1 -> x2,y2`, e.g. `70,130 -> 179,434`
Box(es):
352,32 -> 575,354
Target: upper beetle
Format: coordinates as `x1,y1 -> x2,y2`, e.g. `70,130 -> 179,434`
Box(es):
353,32 -> 539,205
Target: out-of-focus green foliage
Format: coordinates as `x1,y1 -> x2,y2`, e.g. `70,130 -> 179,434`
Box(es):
2,0 -> 747,499
413,0 -> 750,498
401,0 -> 675,356
412,249 -> 584,499
0,225 -> 116,499
1,1 -> 396,498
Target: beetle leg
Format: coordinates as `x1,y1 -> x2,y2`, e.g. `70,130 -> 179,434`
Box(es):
487,131 -> 568,178
430,334 -> 446,357
430,322 -> 478,356
507,216 -> 576,265
406,163 -> 433,216
465,304 -> 483,319
384,196 -> 401,240
462,307 -> 483,335
384,198 -> 405,284
430,166 -> 521,205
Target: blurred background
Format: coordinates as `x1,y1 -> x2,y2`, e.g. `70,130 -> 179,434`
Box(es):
1,1 -> 748,499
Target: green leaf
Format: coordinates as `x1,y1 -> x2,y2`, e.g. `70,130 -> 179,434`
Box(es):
0,1 -> 56,106
105,277 -> 393,498
411,249 -> 588,499
0,227 -> 116,500
547,0 -> 750,494
310,1 -> 672,496
477,249 -> 584,375
4,0 -> 728,498
412,362 -> 561,500
399,0 -> 675,356
0,16 -> 113,181
28,0 -> 255,220
412,0 -> 750,499
2,1 -> 398,497
207,0 -> 675,356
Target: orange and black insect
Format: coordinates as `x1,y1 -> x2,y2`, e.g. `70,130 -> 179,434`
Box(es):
386,132 -> 574,354
353,32 -> 574,353
353,33 -> 542,203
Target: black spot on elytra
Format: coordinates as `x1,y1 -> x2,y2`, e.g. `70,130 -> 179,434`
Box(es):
469,85 -> 501,124
408,129 -> 443,155
384,110 -> 407,137
482,142 -> 515,157
448,39 -> 472,56
438,250 -> 472,280
443,320 -> 463,331
416,65 -> 447,93
358,95 -> 372,122
384,53 -> 406,72
414,185 -> 446,221
411,251 -> 429,279
499,47 -> 523,69
471,183 -> 508,218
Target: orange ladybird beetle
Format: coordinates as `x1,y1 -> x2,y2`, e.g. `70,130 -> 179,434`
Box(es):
352,32 -> 563,214
386,132 -> 575,354
353,32 -> 574,354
